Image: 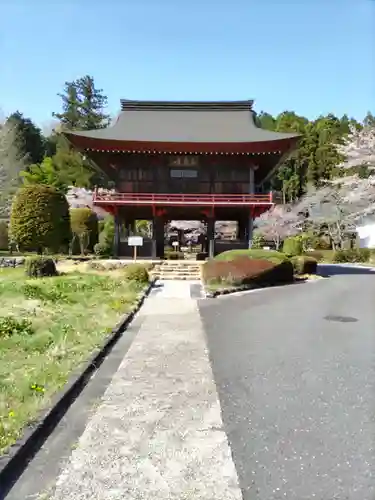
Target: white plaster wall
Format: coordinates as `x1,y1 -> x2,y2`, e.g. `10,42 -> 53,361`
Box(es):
356,224 -> 375,248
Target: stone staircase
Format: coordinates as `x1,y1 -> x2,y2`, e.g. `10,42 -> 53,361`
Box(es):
150,260 -> 203,281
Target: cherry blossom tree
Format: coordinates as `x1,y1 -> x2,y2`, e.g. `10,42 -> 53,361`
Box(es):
336,124 -> 375,170
254,204 -> 302,250
293,176 -> 375,249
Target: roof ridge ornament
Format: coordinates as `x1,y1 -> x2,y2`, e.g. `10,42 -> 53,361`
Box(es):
120,99 -> 254,112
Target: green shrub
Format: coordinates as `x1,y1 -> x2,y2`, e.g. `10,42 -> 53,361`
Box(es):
70,207 -> 99,254
214,248 -> 287,264
203,256 -> 294,287
0,221 -> 8,250
332,248 -> 370,263
251,232 -> 266,249
122,263 -> 149,283
304,250 -> 324,262
282,237 -> 303,257
314,236 -> 332,250
97,216 -> 114,255
291,256 -> 318,275
25,256 -> 58,278
22,283 -> 69,302
10,185 -> 71,253
93,242 -> 110,256
0,316 -> 34,338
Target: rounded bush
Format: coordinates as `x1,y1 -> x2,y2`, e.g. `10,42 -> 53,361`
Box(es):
25,256 -> 58,278
10,185 -> 71,253
93,242 -> 110,256
304,250 -> 324,262
122,263 -> 149,283
282,237 -> 303,257
291,256 -> 318,275
215,248 -> 287,263
203,255 -> 294,287
70,207 -> 99,253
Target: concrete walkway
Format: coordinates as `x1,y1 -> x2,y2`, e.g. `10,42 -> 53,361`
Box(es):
48,281 -> 241,500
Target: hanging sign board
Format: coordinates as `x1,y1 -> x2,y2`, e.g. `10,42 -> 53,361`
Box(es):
128,236 -> 143,261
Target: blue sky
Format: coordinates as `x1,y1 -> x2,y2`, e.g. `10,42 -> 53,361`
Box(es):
1,0 -> 374,129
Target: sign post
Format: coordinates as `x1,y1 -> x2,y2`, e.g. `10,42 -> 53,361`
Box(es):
128,236 -> 143,262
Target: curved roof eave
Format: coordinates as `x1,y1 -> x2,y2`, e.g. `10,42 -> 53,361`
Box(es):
64,133 -> 301,155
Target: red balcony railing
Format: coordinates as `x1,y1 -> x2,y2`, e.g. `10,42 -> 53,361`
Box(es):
93,191 -> 273,207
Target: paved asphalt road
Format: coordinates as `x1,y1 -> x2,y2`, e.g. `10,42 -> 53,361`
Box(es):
198,265 -> 375,499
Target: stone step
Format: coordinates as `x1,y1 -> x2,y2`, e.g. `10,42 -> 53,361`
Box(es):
153,268 -> 201,272
150,272 -> 201,277
157,274 -> 202,278
155,275 -> 202,281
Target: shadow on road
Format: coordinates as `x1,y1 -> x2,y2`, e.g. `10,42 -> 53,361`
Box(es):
318,264 -> 375,277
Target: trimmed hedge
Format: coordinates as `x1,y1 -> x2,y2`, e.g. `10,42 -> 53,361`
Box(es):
25,256 -> 58,278
10,185 -> 71,253
214,248 -> 288,264
282,237 -> 303,257
203,255 -> 294,288
122,263 -> 149,283
93,242 -> 110,256
291,256 -> 318,275
304,250 -> 324,262
332,248 -> 371,263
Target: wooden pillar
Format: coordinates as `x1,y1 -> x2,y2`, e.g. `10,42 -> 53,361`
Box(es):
113,210 -> 120,257
247,207 -> 255,249
151,218 -> 157,259
155,217 -> 165,258
249,166 -> 255,195
125,219 -> 135,236
238,217 -> 247,240
207,217 -> 215,258
248,216 -> 254,249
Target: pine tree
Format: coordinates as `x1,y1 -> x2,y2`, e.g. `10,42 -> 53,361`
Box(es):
0,120 -> 26,218
6,111 -> 46,165
53,75 -> 110,130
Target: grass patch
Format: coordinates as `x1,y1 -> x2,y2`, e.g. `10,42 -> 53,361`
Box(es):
0,268 -> 145,455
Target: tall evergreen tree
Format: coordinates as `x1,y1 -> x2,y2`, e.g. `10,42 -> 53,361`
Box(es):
0,120 -> 26,218
6,111 -> 46,165
53,75 -> 110,130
